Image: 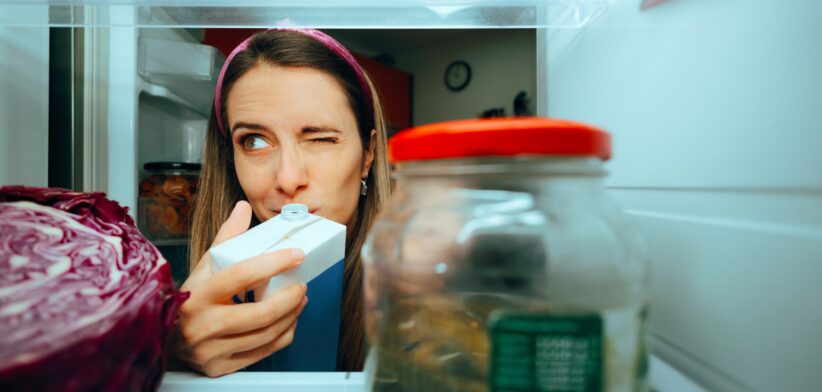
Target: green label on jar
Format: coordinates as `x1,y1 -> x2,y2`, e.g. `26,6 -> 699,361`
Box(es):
489,313 -> 603,392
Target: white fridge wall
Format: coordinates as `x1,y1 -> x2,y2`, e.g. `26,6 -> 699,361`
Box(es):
0,26 -> 49,187
545,1 -> 822,391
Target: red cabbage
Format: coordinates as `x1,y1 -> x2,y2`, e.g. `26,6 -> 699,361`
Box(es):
0,186 -> 188,391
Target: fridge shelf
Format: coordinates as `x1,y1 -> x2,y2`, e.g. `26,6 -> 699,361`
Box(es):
158,355 -> 703,391
0,0 -> 607,29
160,371 -> 366,392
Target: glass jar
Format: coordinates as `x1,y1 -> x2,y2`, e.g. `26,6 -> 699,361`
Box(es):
138,162 -> 200,242
362,118 -> 649,392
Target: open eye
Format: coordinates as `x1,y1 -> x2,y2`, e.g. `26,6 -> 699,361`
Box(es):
241,135 -> 271,150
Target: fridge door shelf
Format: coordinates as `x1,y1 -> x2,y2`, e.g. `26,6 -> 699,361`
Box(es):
138,36 -> 222,116
0,0 -> 608,29
139,37 -> 219,83
139,78 -> 212,117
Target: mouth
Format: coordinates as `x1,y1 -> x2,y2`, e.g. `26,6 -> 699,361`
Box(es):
273,206 -> 319,215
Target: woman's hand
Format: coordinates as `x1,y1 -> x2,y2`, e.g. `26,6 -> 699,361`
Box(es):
172,201 -> 309,377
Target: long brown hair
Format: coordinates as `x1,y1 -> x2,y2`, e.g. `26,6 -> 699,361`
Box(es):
188,30 -> 391,371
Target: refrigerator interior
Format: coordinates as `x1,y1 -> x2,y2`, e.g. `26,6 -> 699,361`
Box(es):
1,1 -> 820,391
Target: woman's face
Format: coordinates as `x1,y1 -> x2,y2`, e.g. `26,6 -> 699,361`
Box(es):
226,64 -> 374,230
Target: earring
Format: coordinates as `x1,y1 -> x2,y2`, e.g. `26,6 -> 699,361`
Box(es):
360,177 -> 368,196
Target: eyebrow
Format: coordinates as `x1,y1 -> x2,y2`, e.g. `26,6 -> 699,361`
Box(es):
232,122 -> 269,134
231,122 -> 342,135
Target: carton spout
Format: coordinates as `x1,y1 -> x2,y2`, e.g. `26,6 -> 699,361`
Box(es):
281,203 -> 309,221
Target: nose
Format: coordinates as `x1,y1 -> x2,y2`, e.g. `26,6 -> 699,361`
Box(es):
275,145 -> 309,197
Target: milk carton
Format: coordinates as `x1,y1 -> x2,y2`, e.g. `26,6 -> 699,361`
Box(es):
209,203 -> 346,371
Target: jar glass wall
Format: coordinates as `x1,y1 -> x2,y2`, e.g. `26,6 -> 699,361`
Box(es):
363,156 -> 648,392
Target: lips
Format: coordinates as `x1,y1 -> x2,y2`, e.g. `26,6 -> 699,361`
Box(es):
273,206 -> 318,215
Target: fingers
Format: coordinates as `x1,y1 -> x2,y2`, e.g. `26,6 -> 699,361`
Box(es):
199,282 -> 307,341
198,316 -> 301,378
176,293 -> 308,377
209,296 -> 308,358
229,319 -> 299,367
221,283 -> 306,335
213,200 -> 253,246
202,248 -> 305,303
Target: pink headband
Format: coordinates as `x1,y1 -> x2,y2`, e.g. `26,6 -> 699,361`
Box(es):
214,28 -> 373,137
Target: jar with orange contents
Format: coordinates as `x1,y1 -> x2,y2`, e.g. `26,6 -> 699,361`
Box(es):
138,162 -> 199,242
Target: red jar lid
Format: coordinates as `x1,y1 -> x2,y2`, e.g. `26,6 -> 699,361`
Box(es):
389,117 -> 611,162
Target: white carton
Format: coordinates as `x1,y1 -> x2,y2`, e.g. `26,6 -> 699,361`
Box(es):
209,204 -> 346,300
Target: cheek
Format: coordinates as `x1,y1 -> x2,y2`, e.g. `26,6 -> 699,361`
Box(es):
234,156 -> 273,203
316,153 -> 362,224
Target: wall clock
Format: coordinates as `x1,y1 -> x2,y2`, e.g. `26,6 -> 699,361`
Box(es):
444,60 -> 471,92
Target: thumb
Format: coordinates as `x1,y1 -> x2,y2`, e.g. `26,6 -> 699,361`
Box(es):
212,200 -> 253,246
184,201 -> 253,289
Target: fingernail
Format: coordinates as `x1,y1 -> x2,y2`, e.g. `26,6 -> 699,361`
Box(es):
291,248 -> 305,260
301,282 -> 308,291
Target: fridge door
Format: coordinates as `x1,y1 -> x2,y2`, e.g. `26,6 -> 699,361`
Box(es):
544,0 -> 822,390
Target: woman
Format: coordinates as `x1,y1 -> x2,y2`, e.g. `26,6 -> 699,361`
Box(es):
170,29 -> 391,377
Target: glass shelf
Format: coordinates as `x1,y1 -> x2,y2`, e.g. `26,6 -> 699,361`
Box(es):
151,238 -> 189,247
0,0 -> 607,28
